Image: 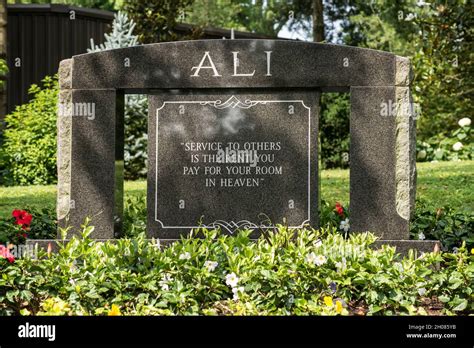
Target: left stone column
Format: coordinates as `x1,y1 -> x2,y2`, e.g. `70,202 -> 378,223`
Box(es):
57,59 -> 123,239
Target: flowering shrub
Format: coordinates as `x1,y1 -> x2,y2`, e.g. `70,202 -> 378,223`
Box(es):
0,221 -> 472,316
0,207 -> 56,245
12,210 -> 33,229
417,117 -> 472,162
319,200 -> 349,233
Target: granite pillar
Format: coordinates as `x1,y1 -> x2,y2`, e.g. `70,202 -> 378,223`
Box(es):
57,59 -> 123,238
350,86 -> 416,239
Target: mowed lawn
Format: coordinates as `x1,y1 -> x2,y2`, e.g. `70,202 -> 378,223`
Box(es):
0,161 -> 472,219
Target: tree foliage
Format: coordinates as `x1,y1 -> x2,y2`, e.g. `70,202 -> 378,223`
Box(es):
325,0 -> 473,138
122,0 -> 200,44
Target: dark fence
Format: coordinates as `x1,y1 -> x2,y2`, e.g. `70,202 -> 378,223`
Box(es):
6,4 -> 113,113
6,4 -> 275,114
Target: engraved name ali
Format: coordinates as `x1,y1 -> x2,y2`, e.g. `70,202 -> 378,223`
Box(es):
190,51 -> 272,77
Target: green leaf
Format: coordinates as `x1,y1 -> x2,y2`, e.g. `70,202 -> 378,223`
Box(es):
452,299 -> 467,311
438,295 -> 450,303
369,305 -> 383,313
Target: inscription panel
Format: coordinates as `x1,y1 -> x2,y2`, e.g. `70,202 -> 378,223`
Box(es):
147,91 -> 319,238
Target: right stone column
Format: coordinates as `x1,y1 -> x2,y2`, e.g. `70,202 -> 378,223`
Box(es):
350,86 -> 416,240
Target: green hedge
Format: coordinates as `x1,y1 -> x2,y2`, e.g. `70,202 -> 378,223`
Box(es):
1,76 -> 58,185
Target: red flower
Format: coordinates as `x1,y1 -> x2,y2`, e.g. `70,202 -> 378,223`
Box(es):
0,245 -> 15,263
12,209 -> 33,227
335,202 -> 344,217
12,209 -> 22,219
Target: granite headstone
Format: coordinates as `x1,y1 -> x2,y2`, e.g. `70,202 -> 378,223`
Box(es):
46,40 -> 440,253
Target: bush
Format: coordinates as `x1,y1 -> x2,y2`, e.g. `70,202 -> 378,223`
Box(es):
124,95 -> 148,180
0,222 -> 472,316
411,200 -> 474,252
0,58 -> 7,89
320,94 -> 350,169
417,117 -> 472,162
0,76 -> 58,185
123,194 -> 147,237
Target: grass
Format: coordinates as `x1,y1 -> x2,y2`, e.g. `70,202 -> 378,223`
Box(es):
320,160 -> 474,213
0,161 -> 472,219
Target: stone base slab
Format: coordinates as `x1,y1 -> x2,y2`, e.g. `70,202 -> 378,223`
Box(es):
26,238 -> 441,256
371,240 -> 441,255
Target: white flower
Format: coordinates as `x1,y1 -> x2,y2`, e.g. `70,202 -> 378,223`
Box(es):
340,218 -> 350,232
179,252 -> 191,260
404,13 -> 416,21
418,288 -> 427,296
452,142 -> 463,151
335,257 -> 347,271
418,232 -> 426,240
306,252 -> 327,266
315,240 -> 322,248
232,286 -> 245,301
315,254 -> 327,266
204,260 -> 218,272
253,255 -> 261,261
458,117 -> 471,127
416,0 -> 429,6
417,149 -> 427,160
159,274 -> 172,291
225,272 -> 239,287
305,252 -> 317,264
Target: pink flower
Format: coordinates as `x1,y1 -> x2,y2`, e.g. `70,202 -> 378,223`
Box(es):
0,245 -> 15,263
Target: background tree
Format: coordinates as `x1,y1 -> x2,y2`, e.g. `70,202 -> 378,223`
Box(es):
89,12 -> 148,180
324,0 -> 473,138
0,0 -> 6,120
122,0 -> 199,44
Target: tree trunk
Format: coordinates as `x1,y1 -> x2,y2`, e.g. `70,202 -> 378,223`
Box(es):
312,0 -> 324,42
0,0 -> 6,120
